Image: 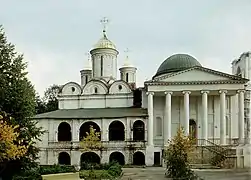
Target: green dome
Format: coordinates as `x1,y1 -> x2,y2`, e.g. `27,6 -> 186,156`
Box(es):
155,54 -> 202,77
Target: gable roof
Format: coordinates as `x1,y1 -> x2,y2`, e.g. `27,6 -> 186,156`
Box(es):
145,66 -> 248,85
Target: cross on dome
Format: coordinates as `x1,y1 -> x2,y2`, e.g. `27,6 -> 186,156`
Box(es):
100,17 -> 109,36
122,48 -> 134,67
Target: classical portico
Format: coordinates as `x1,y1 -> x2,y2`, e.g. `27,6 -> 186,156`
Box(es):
143,54 -> 248,166
145,89 -> 246,146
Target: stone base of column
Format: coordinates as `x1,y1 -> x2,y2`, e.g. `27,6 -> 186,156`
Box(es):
243,144 -> 251,168
145,145 -> 155,166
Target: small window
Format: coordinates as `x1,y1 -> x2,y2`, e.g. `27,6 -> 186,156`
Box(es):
71,87 -> 75,92
85,75 -> 88,83
126,73 -> 129,82
118,85 -> 122,90
101,56 -> 103,76
94,87 -> 98,94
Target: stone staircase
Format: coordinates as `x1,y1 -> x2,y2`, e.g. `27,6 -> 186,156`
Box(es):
189,139 -> 238,169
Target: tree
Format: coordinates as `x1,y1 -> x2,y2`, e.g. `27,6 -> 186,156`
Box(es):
0,25 -> 44,178
43,84 -> 60,112
0,112 -> 28,162
163,127 -> 201,180
35,94 -> 46,114
80,125 -> 102,151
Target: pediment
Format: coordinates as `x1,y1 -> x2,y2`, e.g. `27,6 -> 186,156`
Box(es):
153,67 -> 245,82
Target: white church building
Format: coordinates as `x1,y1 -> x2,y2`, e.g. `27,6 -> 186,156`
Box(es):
34,20 -> 251,169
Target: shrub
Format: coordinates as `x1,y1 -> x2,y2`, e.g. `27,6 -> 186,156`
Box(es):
163,127 -> 201,180
12,168 -> 42,180
79,162 -> 122,179
39,164 -> 76,175
107,162 -> 122,177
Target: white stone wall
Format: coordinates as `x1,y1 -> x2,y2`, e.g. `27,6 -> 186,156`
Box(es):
58,80 -> 134,109
37,117 -> 147,166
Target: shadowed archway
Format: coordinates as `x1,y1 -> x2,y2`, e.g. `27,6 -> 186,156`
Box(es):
79,121 -> 101,141
133,120 -> 145,141
109,121 -> 125,141
58,122 -> 72,141
58,152 -> 71,165
80,152 -> 100,167
109,152 -> 125,165
133,151 -> 145,165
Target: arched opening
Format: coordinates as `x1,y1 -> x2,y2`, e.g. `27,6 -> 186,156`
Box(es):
133,120 -> 145,141
58,122 -> 72,141
58,152 -> 71,165
109,121 -> 125,141
80,152 -> 100,167
133,151 -> 145,165
189,119 -> 197,141
109,152 -> 125,165
79,121 -> 101,141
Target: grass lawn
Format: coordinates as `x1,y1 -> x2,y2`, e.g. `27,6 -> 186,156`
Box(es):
42,172 -> 80,180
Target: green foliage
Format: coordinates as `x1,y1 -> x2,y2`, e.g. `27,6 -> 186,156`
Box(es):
80,125 -> 102,151
35,84 -> 61,114
0,25 -> 44,178
79,162 -> 122,179
39,164 -> 76,175
164,127 -> 201,180
79,170 -> 113,179
12,168 -> 42,180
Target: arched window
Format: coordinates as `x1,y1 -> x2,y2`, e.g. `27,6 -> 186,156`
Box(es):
109,152 -> 125,165
126,73 -> 129,82
109,121 -> 125,141
85,75 -> 88,84
58,122 -> 72,141
79,121 -> 101,141
94,87 -> 98,94
58,152 -> 71,165
133,151 -> 145,165
156,117 -> 162,136
133,120 -> 145,141
101,56 -> 103,76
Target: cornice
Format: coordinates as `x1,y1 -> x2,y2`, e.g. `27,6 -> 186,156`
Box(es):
145,80 -> 247,86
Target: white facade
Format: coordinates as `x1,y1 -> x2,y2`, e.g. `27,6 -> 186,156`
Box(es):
35,28 -> 251,169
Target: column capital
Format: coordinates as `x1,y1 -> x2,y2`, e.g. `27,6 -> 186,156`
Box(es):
146,91 -> 154,96
219,90 -> 227,94
182,90 -> 191,95
237,89 -> 245,94
164,91 -> 173,95
201,90 -> 210,94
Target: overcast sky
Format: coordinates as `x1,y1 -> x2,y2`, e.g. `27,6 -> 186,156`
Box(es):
1,0 -> 251,95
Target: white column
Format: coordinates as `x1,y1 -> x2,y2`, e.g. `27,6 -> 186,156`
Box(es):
164,91 -> 172,145
238,90 -> 245,144
219,90 -> 227,145
147,92 -> 154,146
183,91 -> 191,136
249,90 -> 251,144
201,91 -> 209,144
